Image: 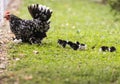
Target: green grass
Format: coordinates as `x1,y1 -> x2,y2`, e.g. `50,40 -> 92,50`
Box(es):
2,0 -> 120,84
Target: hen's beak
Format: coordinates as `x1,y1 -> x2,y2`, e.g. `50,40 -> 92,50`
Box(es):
4,11 -> 10,18
4,15 -> 6,18
4,14 -> 10,20
4,14 -> 7,19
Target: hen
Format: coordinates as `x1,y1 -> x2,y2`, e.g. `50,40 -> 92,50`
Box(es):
4,4 -> 52,44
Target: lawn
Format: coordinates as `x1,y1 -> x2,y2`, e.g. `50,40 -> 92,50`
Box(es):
2,0 -> 120,84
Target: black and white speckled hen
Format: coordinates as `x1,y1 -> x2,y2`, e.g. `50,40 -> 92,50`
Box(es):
4,4 -> 52,44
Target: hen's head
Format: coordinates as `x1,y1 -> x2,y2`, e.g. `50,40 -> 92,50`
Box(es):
4,11 -> 10,20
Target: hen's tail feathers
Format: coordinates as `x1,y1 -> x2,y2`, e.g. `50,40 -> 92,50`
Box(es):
28,4 -> 52,21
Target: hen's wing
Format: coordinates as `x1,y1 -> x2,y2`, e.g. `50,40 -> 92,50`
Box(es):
28,4 -> 52,21
9,15 -> 35,40
9,14 -> 23,37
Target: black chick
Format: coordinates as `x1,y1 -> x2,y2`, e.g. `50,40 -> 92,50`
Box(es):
58,39 -> 68,48
68,41 -> 79,50
100,46 -> 109,52
109,46 -> 116,52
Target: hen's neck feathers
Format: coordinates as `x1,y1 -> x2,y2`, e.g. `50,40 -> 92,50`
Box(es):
9,14 -> 22,21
